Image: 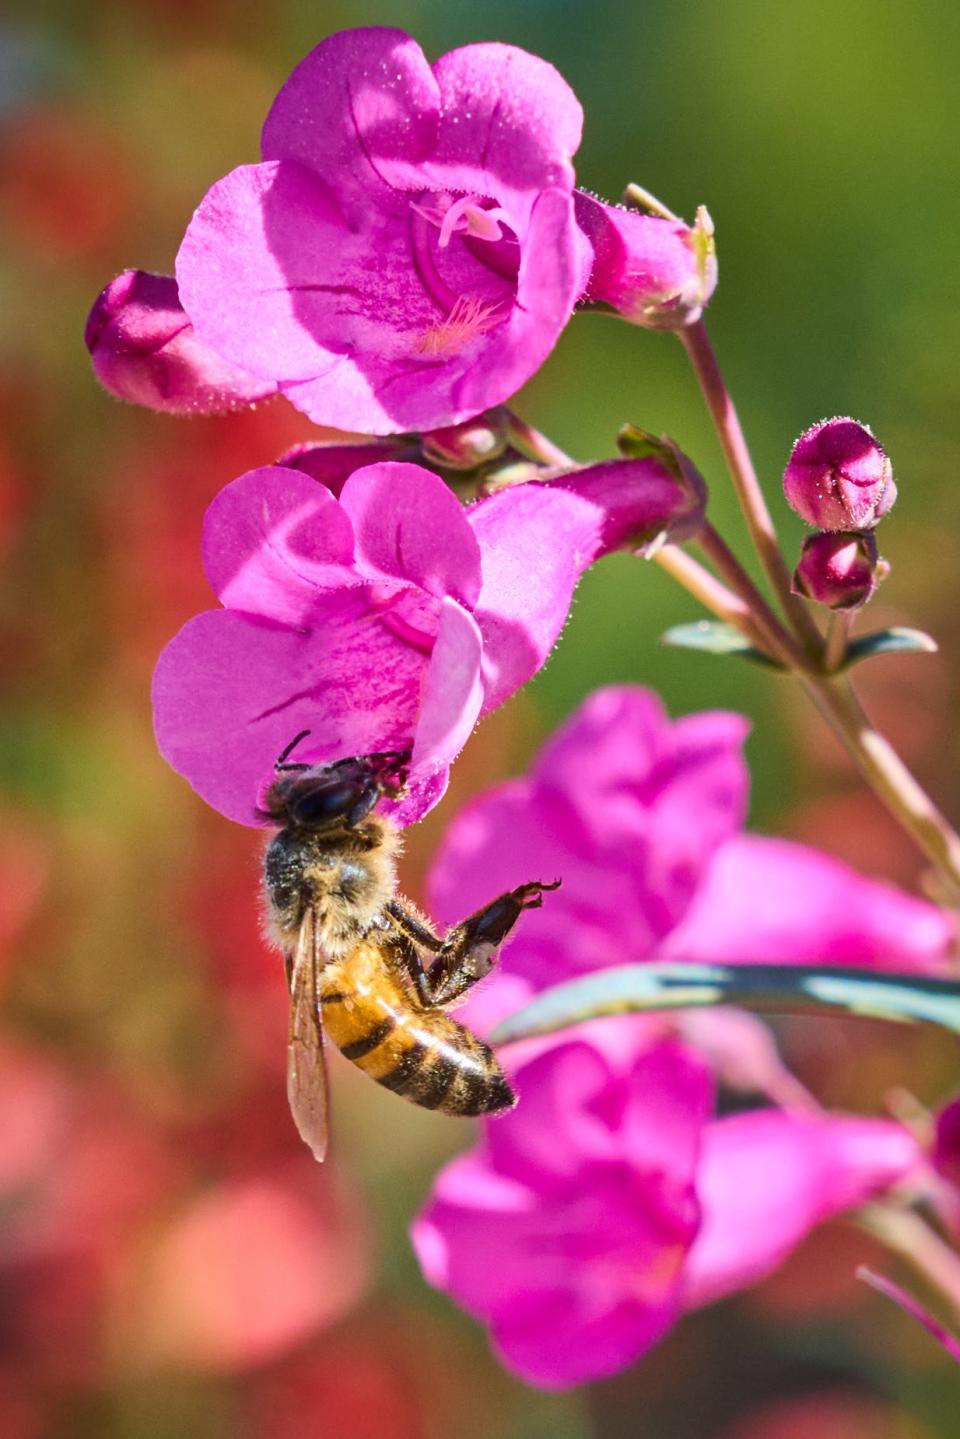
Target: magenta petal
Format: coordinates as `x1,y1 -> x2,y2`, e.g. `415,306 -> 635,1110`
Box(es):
450,186 -> 590,422
683,1111 -> 921,1308
152,592 -> 427,825
428,43 -> 581,219
469,462 -> 706,709
338,463 -> 482,606
261,28 -> 439,202
201,466 -> 357,621
176,160 -> 369,385
85,270 -> 277,414
662,834 -> 955,973
411,599 -> 484,775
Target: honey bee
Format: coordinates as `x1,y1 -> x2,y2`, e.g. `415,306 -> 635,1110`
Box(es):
262,731 -> 559,1161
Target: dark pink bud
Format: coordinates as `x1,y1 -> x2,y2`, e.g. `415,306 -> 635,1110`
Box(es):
575,192 -> 717,329
934,1098 -> 960,1192
85,270 -> 278,414
792,531 -> 882,610
783,418 -> 896,530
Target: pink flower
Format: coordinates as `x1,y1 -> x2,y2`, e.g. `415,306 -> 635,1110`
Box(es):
575,193 -> 717,328
428,686 -> 953,1030
413,1023 -> 921,1388
171,28 -> 590,434
152,467 -> 702,826
85,271 -> 279,414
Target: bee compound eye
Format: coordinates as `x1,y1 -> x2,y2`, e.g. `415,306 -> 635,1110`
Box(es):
289,780 -> 364,827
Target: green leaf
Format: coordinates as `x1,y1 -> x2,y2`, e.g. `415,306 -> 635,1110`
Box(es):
842,627 -> 938,669
490,963 -> 960,1046
660,620 -> 783,669
617,424 -> 675,463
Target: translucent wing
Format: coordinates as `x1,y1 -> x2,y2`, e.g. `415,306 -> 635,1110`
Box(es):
286,908 -> 330,1162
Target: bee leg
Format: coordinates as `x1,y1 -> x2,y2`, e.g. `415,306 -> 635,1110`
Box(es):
427,881 -> 561,1006
391,932 -> 440,1009
385,900 -> 445,954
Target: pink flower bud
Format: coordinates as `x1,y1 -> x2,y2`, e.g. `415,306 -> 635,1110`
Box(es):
420,412 -> 509,471
792,531 -> 882,610
85,270 -> 278,414
575,192 -> 717,329
783,418 -> 896,530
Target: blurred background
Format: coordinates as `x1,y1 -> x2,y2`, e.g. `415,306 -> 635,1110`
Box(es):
1,0 -> 959,1434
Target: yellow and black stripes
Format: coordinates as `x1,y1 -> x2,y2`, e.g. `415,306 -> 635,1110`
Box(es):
319,944 -> 515,1117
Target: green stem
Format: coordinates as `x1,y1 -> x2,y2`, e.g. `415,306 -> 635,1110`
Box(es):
824,609 -> 854,673
858,1204 -> 960,1319
654,544 -> 773,655
696,522 -> 808,670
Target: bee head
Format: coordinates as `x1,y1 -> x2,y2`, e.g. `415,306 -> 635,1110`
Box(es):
260,735 -> 410,831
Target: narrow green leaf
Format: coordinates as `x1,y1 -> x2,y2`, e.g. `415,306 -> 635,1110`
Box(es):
660,620 -> 783,669
842,627 -> 938,669
490,963 -> 960,1046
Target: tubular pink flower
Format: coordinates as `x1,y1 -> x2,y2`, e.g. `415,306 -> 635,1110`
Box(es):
152,464 -> 698,826
412,1034 -> 712,1390
85,271 -> 279,414
575,193 -> 717,329
173,28 -> 591,434
682,1110 -> 922,1307
413,1023 -> 921,1389
429,686 -> 954,1016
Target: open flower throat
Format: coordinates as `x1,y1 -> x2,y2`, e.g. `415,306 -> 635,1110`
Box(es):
409,192 -> 520,357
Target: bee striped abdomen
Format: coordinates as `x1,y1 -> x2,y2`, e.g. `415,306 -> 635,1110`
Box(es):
319,946 -> 516,1117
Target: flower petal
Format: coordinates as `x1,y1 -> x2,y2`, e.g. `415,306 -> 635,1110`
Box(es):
427,43 -> 582,220
469,463 -> 706,710
662,834 -> 955,974
683,1111 -> 921,1308
177,159 -> 406,387
410,599 -> 484,774
261,28 -> 440,204
201,466 -> 357,621
152,592 -> 429,826
338,463 -> 482,607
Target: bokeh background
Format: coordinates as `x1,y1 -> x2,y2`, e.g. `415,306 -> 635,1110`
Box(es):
2,0 -> 960,1434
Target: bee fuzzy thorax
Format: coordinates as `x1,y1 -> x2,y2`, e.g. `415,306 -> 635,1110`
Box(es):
263,815 -> 400,956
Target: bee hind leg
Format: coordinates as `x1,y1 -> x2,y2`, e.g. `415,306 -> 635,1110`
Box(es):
426,880 -> 561,1007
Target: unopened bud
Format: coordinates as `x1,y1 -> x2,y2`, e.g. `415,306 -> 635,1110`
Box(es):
792,531 -> 884,610
783,418 -> 895,530
420,411 -> 509,471
85,270 -> 277,414
575,192 -> 717,329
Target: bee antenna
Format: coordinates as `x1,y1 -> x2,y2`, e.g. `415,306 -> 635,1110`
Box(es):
275,729 -> 312,772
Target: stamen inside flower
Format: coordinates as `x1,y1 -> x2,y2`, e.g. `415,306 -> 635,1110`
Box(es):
410,193 -> 518,251
414,295 -> 504,357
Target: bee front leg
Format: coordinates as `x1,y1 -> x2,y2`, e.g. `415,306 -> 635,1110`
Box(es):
427,881 -> 561,1007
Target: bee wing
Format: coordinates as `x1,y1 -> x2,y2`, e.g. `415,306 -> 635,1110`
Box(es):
286,908 -> 330,1163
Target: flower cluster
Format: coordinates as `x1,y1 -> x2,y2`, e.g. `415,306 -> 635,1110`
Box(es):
412,687 -> 950,1386
87,28 -> 713,433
